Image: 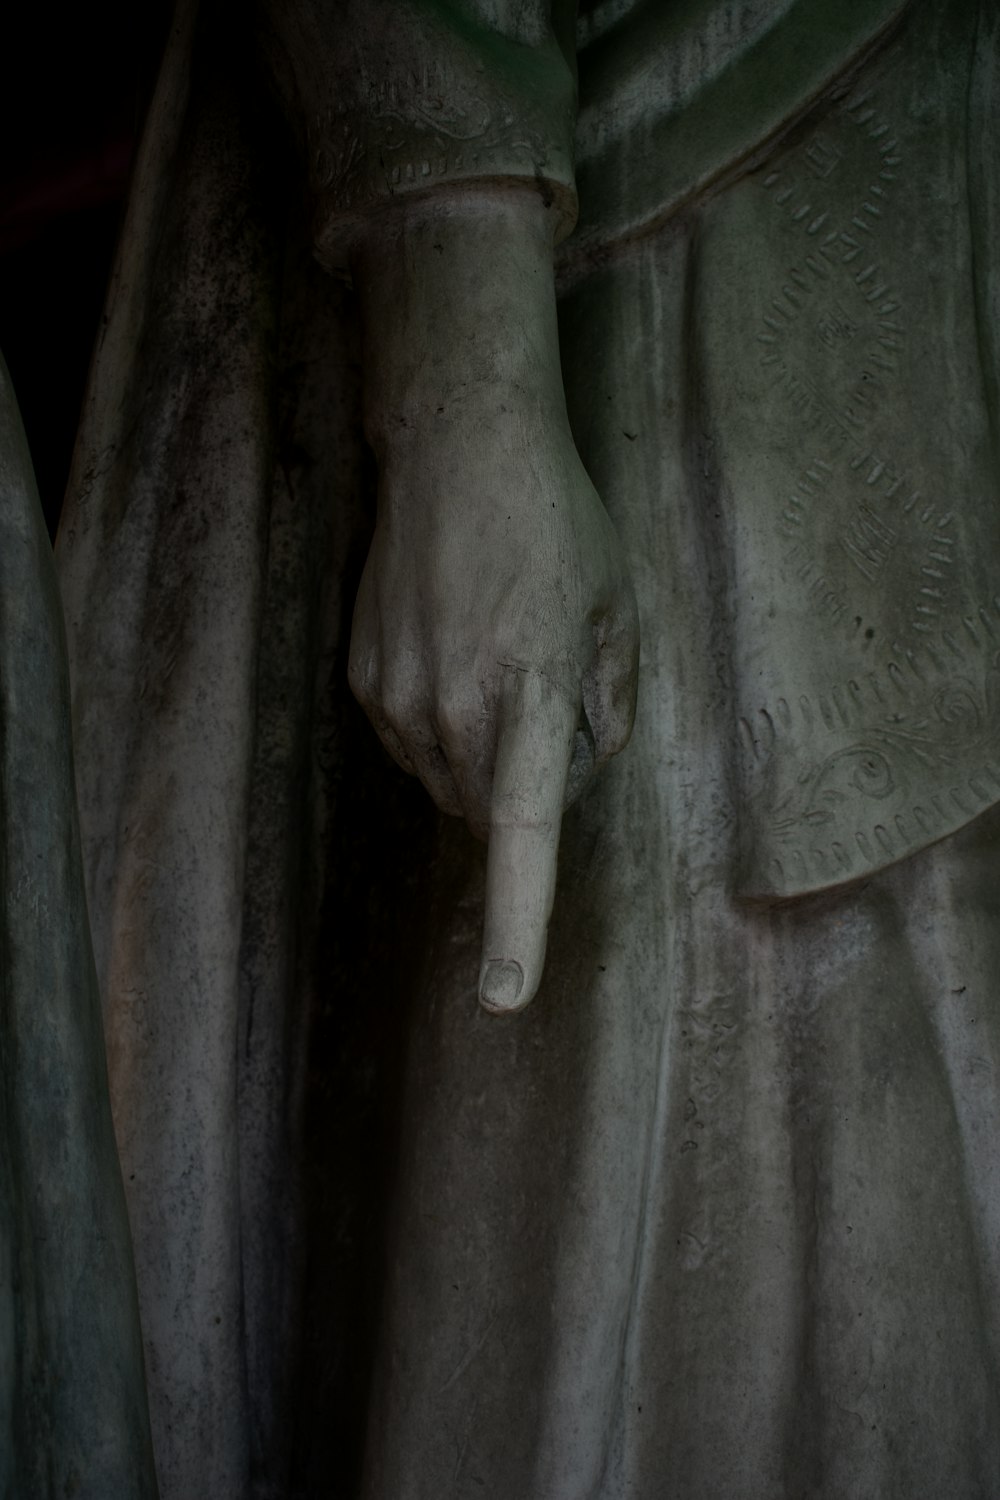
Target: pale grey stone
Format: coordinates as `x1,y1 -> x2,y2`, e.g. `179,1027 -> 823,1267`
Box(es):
1,0 -> 996,1495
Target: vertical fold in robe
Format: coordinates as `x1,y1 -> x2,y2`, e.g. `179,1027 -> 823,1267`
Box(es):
0,352 -> 158,1498
56,2 -> 281,1492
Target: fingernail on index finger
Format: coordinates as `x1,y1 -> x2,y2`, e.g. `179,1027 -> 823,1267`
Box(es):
479,959 -> 524,1012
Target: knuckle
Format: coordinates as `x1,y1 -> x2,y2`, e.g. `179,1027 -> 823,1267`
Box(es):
347,647 -> 378,710
377,726 -> 415,775
599,719 -> 632,763
434,686 -> 477,743
380,677 -> 424,737
584,670 -> 636,764
425,777 -> 463,820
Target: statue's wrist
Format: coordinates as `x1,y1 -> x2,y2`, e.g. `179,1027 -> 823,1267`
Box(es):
351,185 -> 568,453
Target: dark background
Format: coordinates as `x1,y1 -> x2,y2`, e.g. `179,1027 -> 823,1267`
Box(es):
1,4 -> 172,535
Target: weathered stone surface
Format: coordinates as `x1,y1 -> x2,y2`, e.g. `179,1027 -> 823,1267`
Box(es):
699,0 -> 1000,899
23,0 -> 1000,1494
0,352 -> 157,1498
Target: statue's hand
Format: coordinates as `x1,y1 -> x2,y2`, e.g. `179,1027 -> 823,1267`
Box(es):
348,187 -> 638,1013
349,409 -> 638,1013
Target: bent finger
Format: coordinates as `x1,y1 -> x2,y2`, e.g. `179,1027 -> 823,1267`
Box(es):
375,708 -> 464,817
583,589 -> 640,765
479,670 -> 579,1015
363,663 -> 465,816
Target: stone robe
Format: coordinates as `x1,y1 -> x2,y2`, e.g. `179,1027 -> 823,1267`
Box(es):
54,0 -> 1000,1494
0,355 -> 156,1497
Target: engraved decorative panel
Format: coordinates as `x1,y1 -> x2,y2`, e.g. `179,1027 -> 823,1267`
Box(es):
694,5 -> 1000,898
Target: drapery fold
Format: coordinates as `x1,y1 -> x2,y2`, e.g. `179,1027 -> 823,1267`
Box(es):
46,0 -> 1000,1494
0,352 -> 157,1498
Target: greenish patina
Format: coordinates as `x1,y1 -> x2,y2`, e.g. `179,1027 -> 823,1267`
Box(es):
0,354 -> 157,1496
3,1 -> 1000,1494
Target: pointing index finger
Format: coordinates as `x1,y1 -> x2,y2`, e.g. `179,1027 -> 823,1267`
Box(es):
479,669 -> 579,1015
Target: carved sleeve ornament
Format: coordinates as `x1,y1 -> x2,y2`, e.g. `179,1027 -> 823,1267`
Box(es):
261,0 -> 579,268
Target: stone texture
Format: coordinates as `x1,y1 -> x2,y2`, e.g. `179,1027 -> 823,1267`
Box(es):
0,352 -> 157,1498
36,0 -> 1000,1494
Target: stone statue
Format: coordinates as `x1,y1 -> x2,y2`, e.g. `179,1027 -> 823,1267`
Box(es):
4,0 -> 1000,1494
0,355 -> 157,1495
